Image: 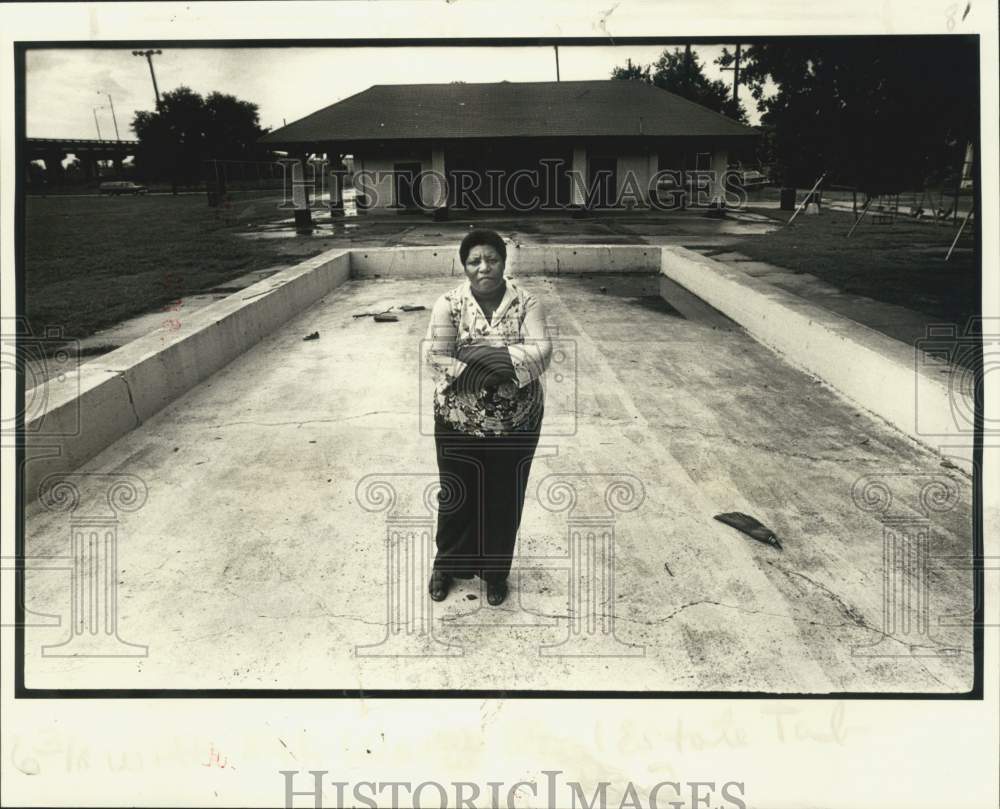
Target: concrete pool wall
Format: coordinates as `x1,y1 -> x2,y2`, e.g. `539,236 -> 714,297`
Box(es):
350,244 -> 661,277
24,249 -> 352,501
658,245 -> 973,474
23,243 -> 972,501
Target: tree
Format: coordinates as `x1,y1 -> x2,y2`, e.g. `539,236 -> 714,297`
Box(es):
725,39 -> 978,191
612,47 -> 747,122
610,57 -> 651,83
131,86 -> 269,187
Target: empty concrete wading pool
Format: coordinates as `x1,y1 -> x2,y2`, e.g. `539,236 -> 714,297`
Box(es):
22,245 -> 975,693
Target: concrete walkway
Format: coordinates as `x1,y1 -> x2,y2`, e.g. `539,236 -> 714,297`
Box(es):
23,274 -> 974,692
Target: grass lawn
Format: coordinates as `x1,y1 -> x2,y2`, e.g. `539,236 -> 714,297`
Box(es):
24,193 -> 328,340
721,206 -> 980,327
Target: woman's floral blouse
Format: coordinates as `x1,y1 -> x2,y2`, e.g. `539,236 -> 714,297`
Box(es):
424,278 -> 552,436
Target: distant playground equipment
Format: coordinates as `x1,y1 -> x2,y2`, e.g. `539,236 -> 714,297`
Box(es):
783,172 -> 827,227
845,142 -> 974,260
204,158 -> 288,207
846,192 -> 901,237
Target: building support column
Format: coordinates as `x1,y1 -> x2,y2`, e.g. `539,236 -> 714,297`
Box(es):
42,151 -> 66,185
646,150 -> 659,206
570,145 -> 588,214
423,145 -> 448,220
709,147 -> 729,208
328,147 -> 345,217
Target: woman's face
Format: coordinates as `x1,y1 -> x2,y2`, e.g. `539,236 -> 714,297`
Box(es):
463,243 -> 505,295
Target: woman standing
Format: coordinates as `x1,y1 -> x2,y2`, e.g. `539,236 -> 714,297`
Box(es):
423,229 -> 552,605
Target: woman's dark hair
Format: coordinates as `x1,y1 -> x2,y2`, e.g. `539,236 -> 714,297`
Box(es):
459,228 -> 507,266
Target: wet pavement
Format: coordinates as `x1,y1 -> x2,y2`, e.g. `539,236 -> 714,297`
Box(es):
23,274 -> 973,693
237,204 -> 779,249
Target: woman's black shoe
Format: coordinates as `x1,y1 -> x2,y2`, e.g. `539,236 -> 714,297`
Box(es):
429,570 -> 452,602
486,579 -> 508,606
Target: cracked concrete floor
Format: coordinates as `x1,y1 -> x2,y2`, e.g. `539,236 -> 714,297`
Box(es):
22,274 -> 974,692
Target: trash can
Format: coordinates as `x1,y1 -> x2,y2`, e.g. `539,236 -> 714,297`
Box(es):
780,187 -> 797,210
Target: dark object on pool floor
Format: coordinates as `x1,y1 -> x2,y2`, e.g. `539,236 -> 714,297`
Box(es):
354,305 -> 424,319
714,512 -> 783,550
303,331 -> 320,341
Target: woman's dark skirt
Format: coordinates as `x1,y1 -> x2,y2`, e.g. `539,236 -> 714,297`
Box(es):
432,412 -> 542,584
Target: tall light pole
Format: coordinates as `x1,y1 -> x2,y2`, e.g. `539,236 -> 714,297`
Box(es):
92,106 -> 104,140
98,91 -> 121,141
131,49 -> 163,108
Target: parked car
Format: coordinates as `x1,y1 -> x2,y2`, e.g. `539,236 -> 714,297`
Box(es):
99,181 -> 148,196
738,168 -> 770,188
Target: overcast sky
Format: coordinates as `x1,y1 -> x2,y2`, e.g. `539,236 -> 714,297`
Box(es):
26,44 -> 764,142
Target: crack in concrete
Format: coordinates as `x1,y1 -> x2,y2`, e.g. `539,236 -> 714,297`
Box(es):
210,410 -> 412,429
269,555 -> 389,630
116,372 -> 142,428
627,418 -> 887,465
766,560 -> 971,655
516,596 -> 971,659
769,563 -> 869,626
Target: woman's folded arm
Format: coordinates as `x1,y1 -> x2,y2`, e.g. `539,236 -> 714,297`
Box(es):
423,296 -> 468,388
506,295 -> 553,388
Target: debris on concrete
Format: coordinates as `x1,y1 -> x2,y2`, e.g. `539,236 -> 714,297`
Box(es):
354,305 -> 425,320
303,331 -> 320,341
714,512 -> 784,550
466,593 -> 477,600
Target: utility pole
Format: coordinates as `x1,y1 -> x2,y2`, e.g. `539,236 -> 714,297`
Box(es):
98,91 -> 121,141
720,43 -> 742,116
92,106 -> 103,140
554,45 -> 560,81
684,44 -> 692,89
132,49 -> 163,108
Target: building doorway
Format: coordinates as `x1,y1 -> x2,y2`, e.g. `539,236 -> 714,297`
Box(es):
588,156 -> 617,209
393,162 -> 423,210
